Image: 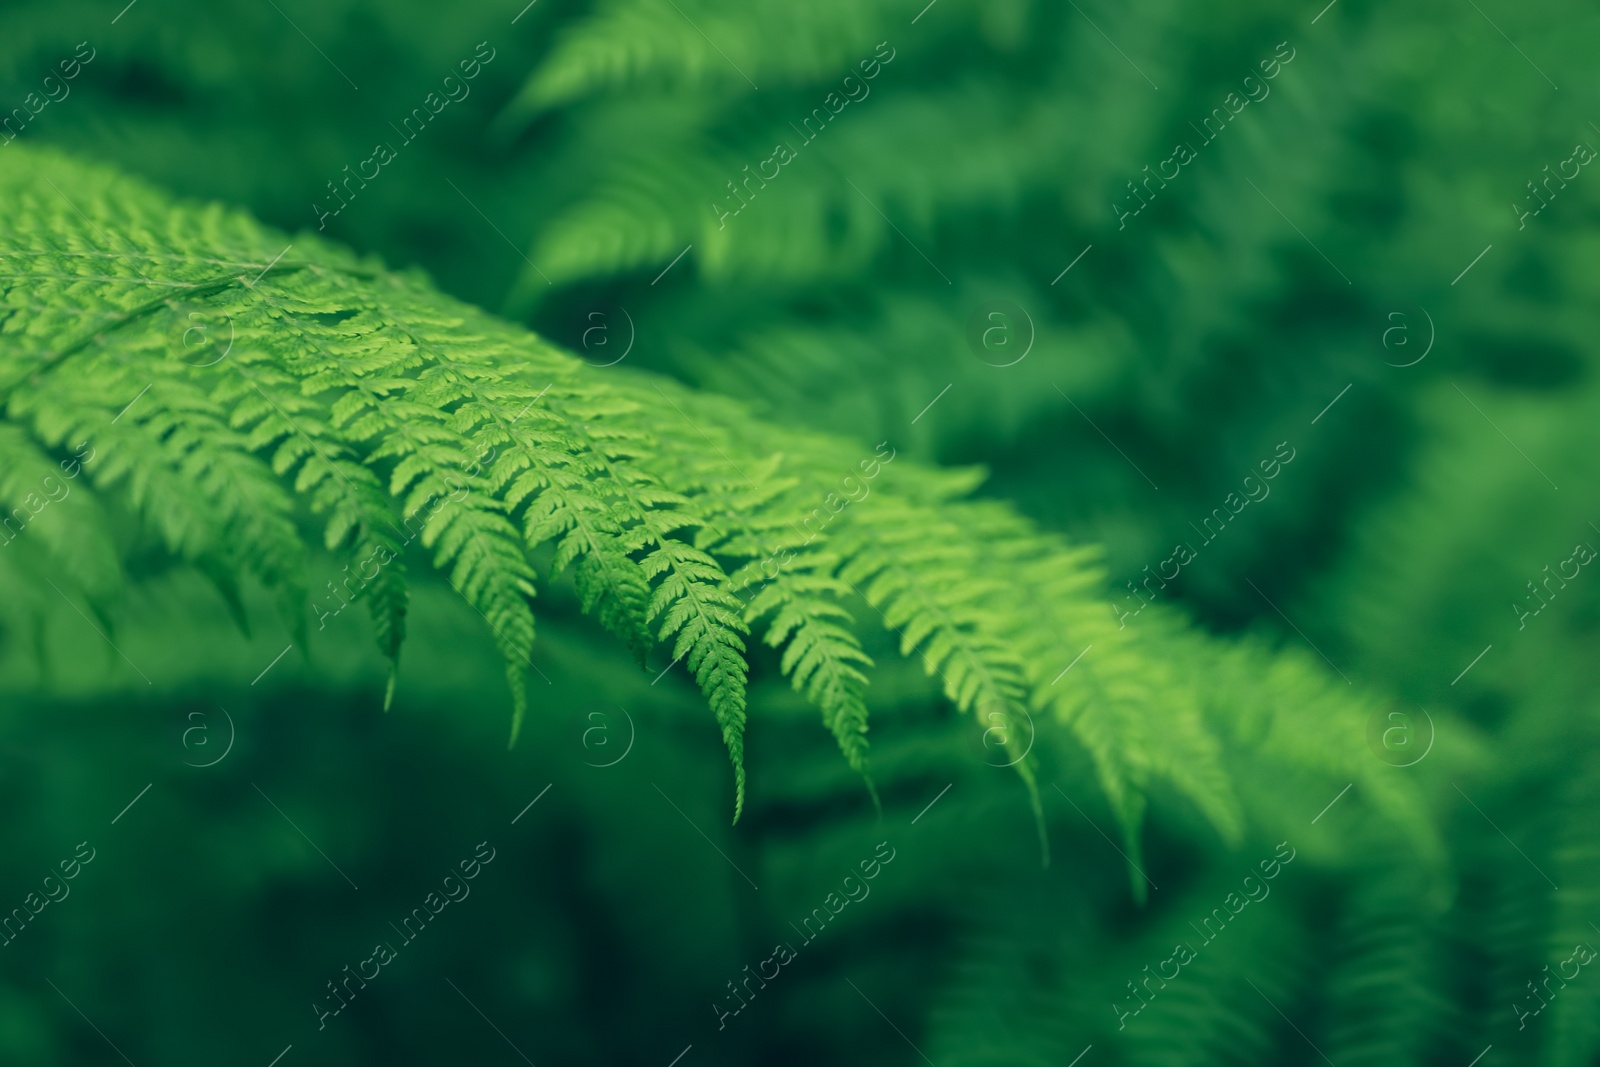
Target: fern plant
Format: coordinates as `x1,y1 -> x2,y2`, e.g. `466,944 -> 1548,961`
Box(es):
0,146 -> 1414,855
1,4 -> 1597,1065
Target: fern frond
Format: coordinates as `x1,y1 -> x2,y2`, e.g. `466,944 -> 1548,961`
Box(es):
507,0 -> 886,113
0,145 -> 1407,837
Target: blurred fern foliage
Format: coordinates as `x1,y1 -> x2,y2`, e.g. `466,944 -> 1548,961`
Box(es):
1,0 -> 1598,1065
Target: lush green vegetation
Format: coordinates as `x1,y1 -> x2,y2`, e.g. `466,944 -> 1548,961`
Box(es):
1,0 -> 1596,1064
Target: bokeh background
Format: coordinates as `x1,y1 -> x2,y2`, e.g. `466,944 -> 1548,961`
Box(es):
3,0 -> 1600,1063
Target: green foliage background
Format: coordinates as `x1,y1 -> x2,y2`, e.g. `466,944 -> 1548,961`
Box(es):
1,0 -> 1597,1064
